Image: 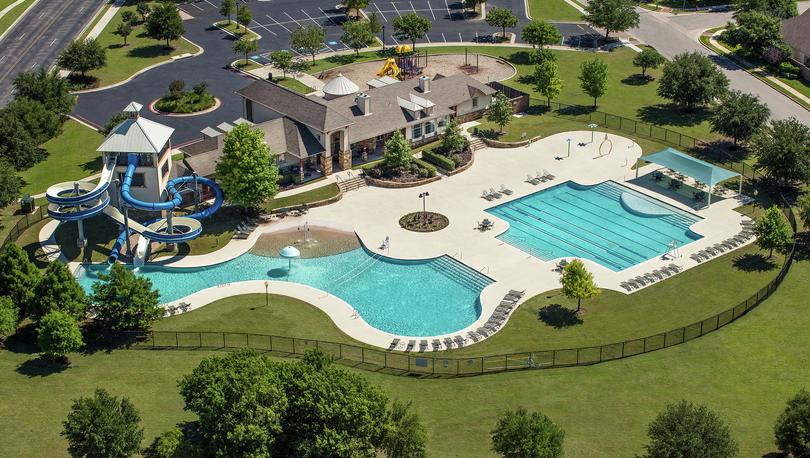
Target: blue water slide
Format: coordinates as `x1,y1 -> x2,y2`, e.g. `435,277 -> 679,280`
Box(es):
120,154 -> 183,211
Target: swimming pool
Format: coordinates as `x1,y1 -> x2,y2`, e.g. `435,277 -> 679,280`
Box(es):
487,181 -> 703,271
76,246 -> 491,337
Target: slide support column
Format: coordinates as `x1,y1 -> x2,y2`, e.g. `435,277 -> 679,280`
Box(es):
123,207 -> 132,257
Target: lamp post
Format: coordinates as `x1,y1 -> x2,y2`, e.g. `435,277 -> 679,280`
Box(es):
264,280 -> 269,307
382,25 -> 386,51
418,191 -> 429,222
565,138 -> 572,158
588,123 -> 598,143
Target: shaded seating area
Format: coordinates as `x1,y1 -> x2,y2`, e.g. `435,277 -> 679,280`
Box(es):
634,147 -> 741,208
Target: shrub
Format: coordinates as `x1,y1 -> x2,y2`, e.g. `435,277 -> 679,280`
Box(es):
168,79 -> 185,98
37,309 -> 83,360
413,159 -> 437,177
778,61 -> 800,79
646,400 -> 738,457
62,388 -> 144,458
774,389 -> 810,457
421,149 -> 456,170
491,407 -> 564,457
0,296 -> 19,340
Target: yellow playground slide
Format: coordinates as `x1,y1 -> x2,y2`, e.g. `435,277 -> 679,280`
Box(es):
377,58 -> 400,78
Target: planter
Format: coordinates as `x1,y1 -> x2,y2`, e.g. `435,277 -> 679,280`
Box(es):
399,212 -> 449,232
365,174 -> 441,189
482,135 -> 542,148
149,97 -> 221,118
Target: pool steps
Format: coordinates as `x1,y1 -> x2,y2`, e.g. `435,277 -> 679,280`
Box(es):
428,256 -> 493,292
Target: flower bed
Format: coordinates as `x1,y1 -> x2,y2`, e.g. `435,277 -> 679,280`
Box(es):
399,212 -> 449,232
154,92 -> 216,114
362,159 -> 440,188
482,136 -> 542,148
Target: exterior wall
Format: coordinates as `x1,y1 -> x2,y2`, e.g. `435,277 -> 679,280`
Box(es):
455,109 -> 487,124
456,95 -> 492,117
105,149 -> 167,208
792,49 -> 810,81
407,115 -> 446,145
245,99 -> 282,124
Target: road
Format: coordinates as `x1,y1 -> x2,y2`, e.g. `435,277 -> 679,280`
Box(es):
631,8 -> 810,124
0,0 -> 102,106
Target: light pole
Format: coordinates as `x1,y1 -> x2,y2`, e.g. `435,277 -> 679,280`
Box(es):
588,123 -> 598,143
565,138 -> 572,158
418,191 -> 429,221
382,25 -> 386,51
264,280 -> 269,307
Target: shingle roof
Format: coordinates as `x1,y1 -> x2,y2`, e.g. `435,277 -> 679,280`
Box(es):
783,10 -> 810,56
97,116 -> 174,154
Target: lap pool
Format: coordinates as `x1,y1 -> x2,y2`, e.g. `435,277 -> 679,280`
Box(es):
76,240 -> 491,337
487,181 -> 703,271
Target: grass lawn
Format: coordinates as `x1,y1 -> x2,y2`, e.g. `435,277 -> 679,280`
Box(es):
263,183 -> 340,211
527,0 -> 584,22
0,0 -> 34,37
234,59 -> 262,71
0,250 -> 807,456
215,19 -> 260,40
19,120 -> 105,195
777,75 -> 810,99
273,76 -> 315,94
82,2 -> 199,87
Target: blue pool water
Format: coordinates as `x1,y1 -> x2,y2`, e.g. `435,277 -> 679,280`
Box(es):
487,181 -> 703,271
76,248 -> 491,337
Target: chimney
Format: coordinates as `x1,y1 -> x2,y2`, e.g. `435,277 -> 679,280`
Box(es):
355,92 -> 371,115
418,75 -> 430,93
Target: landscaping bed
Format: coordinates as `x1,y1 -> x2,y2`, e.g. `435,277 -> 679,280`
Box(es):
363,159 -> 439,188
399,212 -> 449,232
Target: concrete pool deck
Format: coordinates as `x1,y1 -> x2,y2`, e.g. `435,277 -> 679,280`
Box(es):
55,130 -> 754,350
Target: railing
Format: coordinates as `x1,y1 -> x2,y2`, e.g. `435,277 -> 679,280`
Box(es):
1,205 -> 48,249
126,202 -> 799,377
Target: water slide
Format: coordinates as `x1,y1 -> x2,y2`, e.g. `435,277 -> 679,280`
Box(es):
44,153 -> 224,264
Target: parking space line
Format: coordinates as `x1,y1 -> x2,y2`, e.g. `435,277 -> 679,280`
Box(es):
252,21 -> 277,36
17,33 -> 25,41
373,3 -> 388,22
266,15 -> 292,32
441,32 -> 446,42
283,12 -> 304,29
203,0 -> 219,9
187,2 -> 204,11
391,2 -> 402,16
458,32 -> 462,42
319,7 -> 342,26
423,0 -> 436,20
0,56 -> 5,64
300,9 -> 322,27
444,0 -> 453,20
424,33 -> 430,43
390,34 -> 399,44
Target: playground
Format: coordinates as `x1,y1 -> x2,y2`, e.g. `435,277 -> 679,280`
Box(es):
320,52 -> 516,91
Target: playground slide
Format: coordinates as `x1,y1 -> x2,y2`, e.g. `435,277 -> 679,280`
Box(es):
377,58 -> 399,78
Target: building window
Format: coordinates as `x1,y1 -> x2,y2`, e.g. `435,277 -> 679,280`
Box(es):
438,118 -> 446,128
472,97 -> 479,108
161,161 -> 170,178
118,172 -> 145,187
425,121 -> 435,135
412,124 -> 423,138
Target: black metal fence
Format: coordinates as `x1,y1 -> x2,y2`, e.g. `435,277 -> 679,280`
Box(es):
0,205 -> 48,249
128,204 -> 798,377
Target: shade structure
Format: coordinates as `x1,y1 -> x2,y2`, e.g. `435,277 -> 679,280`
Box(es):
279,245 -> 300,269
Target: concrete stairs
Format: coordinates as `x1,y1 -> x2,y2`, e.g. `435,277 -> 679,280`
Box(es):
337,175 -> 367,193
469,138 -> 486,151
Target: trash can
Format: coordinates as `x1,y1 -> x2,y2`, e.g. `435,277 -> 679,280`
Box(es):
20,195 -> 34,214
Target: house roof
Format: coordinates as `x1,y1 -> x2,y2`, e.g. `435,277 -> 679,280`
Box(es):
322,73 -> 359,97
97,116 -> 174,154
782,10 -> 810,56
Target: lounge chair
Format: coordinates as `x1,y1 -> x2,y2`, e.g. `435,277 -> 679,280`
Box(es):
466,332 -> 480,343
405,340 -> 416,352
527,174 -> 540,185
535,172 -> 547,182
542,169 -> 555,179
634,276 -> 648,286
620,281 -> 632,291
500,184 -> 513,195
418,340 -> 428,352
667,263 -> 682,273
388,338 -> 400,350
475,327 -> 491,337
507,289 -> 526,298
489,188 -> 502,198
627,278 -> 641,289
643,272 -> 658,283
454,335 -> 467,347
481,190 -> 494,201
432,339 -> 441,351
443,337 -> 455,349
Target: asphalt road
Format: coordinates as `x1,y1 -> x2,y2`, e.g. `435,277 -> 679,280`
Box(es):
631,8 -> 810,124
0,0 -> 102,106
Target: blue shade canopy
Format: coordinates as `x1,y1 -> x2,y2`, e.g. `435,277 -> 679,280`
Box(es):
279,246 -> 300,258
640,147 -> 740,187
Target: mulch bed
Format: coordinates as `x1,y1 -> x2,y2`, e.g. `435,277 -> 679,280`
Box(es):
399,212 -> 449,232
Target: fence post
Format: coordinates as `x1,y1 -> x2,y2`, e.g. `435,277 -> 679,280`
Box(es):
222,332 -> 226,348
198,332 -> 201,348
175,332 -> 178,347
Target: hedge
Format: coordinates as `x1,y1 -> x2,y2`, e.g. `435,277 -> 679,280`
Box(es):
413,159 -> 438,177
421,150 -> 456,171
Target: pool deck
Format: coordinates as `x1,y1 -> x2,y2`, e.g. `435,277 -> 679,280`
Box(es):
56,129 -> 754,351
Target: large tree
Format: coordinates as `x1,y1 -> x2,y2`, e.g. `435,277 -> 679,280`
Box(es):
62,388 -> 144,458
522,20 -> 562,48
29,261 -> 87,323
0,243 -> 40,315
774,389 -> 810,457
13,67 -> 76,115
344,0 -> 370,19
751,117 -> 810,185
491,407 -> 565,458
797,193 -> 810,230
646,400 -> 739,457
4,97 -> 62,144
383,130 -> 413,170
37,309 -> 83,362
57,39 -> 106,78
269,50 -> 294,79
0,114 -> 45,170
723,11 -> 785,56
146,1 -> 185,48
710,90 -> 770,145
486,7 -> 518,42
392,12 -> 432,50
290,25 -> 325,62
560,259 -> 600,313
115,20 -> 132,46
579,58 -> 608,108
215,123 -> 280,209
136,2 -> 151,23
341,20 -> 374,56
632,48 -> 665,79
584,0 -> 639,39
735,0 -> 798,19
534,59 -> 563,105
236,4 -> 252,31
219,0 -> 235,23
439,117 -> 468,155
384,400 -> 428,458
657,52 -> 729,112
754,206 -> 793,258
0,159 -> 22,208
487,92 -> 513,133
233,38 -> 258,66
90,263 -> 162,332
0,296 -> 19,341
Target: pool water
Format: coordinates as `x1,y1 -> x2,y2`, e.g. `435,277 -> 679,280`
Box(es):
487,181 -> 703,271
76,248 -> 491,337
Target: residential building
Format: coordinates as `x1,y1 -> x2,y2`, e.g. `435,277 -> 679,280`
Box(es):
782,10 -> 810,81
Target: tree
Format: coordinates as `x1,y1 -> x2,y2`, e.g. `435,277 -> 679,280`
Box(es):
344,0 -> 370,19
368,11 -> 383,34
168,79 -> 185,98
0,114 -> 45,170
236,4 -> 252,31
29,261 -> 87,323
579,58 -> 608,108
584,0 -> 640,39
487,92 -> 513,133
290,25 -> 325,62
709,90 -> 770,145
146,1 -> 185,48
723,11 -> 784,56
774,389 -> 810,457
342,20 -> 374,56
90,263 -> 162,332
439,117 -> 467,155
13,67 -> 76,115
115,20 -> 132,46
383,130 -> 413,170
136,2 -> 151,23
37,309 -> 83,361
215,123 -> 280,209
57,39 -> 106,78
658,52 -> 729,112
121,10 -> 136,24
797,193 -> 810,230
270,50 -> 294,79
646,400 -> 739,457
486,7 -> 518,42
632,48 -> 665,79
233,38 -> 258,66
100,111 -> 129,136
383,400 -> 427,458
219,0 -> 235,23
754,206 -> 793,258
522,20 -> 561,48
752,117 -> 810,185
735,0 -> 797,19
4,97 -> 62,144
0,296 -> 19,340
62,388 -> 144,458
0,243 -> 40,314
534,59 -> 563,105
392,12 -> 432,50
560,259 -> 599,313
0,159 -> 22,208
491,407 -> 565,458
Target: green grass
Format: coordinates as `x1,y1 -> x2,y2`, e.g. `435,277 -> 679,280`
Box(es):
0,250 -> 808,456
215,19 -> 260,40
78,2 -> 112,41
18,120 -> 105,195
527,0 -> 584,22
234,60 -> 261,71
0,0 -> 34,37
83,1 -> 199,87
263,183 -> 340,211
777,75 -> 810,99
154,91 -> 216,114
273,77 -> 315,94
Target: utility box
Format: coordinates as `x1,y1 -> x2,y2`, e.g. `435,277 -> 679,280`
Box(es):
20,195 -> 34,214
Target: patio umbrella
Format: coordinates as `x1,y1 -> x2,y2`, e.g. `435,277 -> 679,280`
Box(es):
279,245 -> 300,269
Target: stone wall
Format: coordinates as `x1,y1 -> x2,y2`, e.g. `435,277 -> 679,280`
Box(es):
482,136 -> 543,148
365,174 -> 441,189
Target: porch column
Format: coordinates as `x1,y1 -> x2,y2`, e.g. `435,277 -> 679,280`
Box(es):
319,154 -> 333,175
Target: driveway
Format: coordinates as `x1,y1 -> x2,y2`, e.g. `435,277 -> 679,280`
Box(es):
631,8 -> 810,124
